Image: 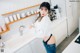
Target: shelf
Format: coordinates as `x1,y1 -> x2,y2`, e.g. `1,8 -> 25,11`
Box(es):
0,13 -> 39,35
7,13 -> 39,25
0,4 -> 40,35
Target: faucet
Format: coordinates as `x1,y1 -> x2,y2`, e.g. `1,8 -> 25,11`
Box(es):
0,35 -> 5,53
19,25 -> 25,36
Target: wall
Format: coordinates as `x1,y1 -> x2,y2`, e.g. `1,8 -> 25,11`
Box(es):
78,1 -> 80,18
0,0 -> 50,41
0,0 -> 49,26
78,1 -> 80,28
0,0 -> 49,14
51,0 -> 66,17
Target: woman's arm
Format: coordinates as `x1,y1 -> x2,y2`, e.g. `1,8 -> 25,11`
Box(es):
29,17 -> 38,29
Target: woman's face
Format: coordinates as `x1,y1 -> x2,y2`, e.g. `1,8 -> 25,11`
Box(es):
40,7 -> 48,17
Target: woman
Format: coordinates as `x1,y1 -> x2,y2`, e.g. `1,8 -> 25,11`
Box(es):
30,2 -> 56,53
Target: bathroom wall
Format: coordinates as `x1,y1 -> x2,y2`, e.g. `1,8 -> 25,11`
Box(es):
0,0 -> 50,41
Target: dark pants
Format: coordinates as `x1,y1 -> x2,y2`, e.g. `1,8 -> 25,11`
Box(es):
43,41 -> 56,53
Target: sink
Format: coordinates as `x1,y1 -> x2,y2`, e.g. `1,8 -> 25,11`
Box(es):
0,26 -> 41,53
4,32 -> 36,52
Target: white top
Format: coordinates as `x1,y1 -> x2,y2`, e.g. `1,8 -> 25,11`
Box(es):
32,14 -> 52,38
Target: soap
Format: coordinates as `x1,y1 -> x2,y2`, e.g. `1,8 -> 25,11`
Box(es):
4,17 -> 10,24
21,13 -> 26,18
9,16 -> 14,22
16,14 -> 21,19
2,25 -> 6,31
13,15 -> 17,20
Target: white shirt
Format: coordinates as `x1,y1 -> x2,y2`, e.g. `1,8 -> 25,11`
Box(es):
33,14 -> 52,38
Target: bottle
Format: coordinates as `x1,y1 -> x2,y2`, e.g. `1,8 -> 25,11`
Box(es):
4,17 -> 10,24
1,24 -> 6,31
16,14 -> 21,19
0,26 -> 2,32
9,16 -> 14,22
26,12 -> 30,16
54,5 -> 61,19
13,15 -> 17,21
21,13 -> 26,18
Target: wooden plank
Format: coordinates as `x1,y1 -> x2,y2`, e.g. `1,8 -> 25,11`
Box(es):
2,4 -> 40,16
0,13 -> 39,34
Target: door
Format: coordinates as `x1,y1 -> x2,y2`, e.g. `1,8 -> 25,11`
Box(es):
72,2 -> 78,31
66,0 -> 78,36
66,0 -> 74,36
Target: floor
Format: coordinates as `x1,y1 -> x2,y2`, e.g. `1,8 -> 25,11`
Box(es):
56,28 -> 79,53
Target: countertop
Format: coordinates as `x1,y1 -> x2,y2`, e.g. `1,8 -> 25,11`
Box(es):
0,17 -> 67,53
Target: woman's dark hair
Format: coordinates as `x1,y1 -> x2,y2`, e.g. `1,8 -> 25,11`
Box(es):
40,2 -> 50,11
36,2 -> 55,22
